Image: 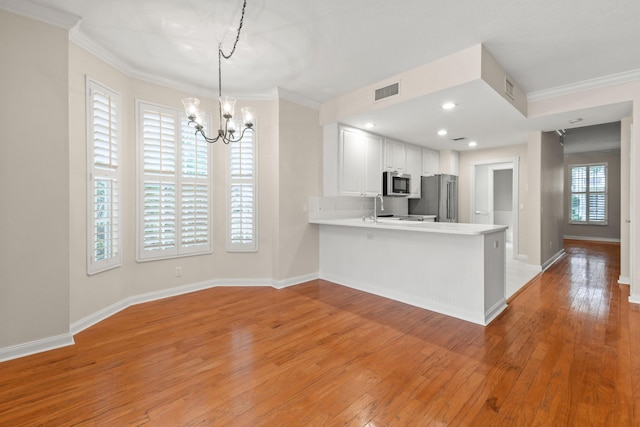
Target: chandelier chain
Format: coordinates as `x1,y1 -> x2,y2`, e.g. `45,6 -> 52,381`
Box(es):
220,0 -> 247,60
218,0 -> 247,99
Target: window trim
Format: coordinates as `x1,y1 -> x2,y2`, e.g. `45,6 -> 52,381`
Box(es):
135,100 -> 213,262
569,162 -> 608,226
226,124 -> 258,252
86,78 -> 122,275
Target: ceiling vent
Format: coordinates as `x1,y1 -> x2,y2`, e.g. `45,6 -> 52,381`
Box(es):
451,137 -> 466,142
504,76 -> 515,100
374,82 -> 400,101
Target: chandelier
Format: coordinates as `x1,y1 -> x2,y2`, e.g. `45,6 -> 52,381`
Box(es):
182,0 -> 255,144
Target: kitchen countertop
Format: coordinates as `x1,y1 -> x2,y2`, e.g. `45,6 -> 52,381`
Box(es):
309,217 -> 508,236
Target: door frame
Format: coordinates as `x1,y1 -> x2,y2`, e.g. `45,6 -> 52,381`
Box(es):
470,157 -> 520,259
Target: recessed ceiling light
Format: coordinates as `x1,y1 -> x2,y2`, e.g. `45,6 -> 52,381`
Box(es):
364,122 -> 375,129
442,102 -> 456,110
468,141 -> 477,147
437,129 -> 448,136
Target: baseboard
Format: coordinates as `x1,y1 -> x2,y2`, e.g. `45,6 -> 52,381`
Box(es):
70,278 -> 220,335
1,273 -> 321,362
272,273 -> 320,289
618,276 -> 630,285
0,333 -> 75,363
563,235 -> 621,243
320,273 -> 488,326
71,273 -> 320,336
515,254 -> 528,262
484,299 -> 508,325
542,249 -> 566,271
629,294 -> 640,304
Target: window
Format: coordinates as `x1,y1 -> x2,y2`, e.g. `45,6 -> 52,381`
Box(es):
87,79 -> 122,275
136,101 -> 212,261
570,163 -> 607,225
227,128 -> 257,252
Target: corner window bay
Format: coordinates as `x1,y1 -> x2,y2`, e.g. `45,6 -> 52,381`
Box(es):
136,101 -> 212,261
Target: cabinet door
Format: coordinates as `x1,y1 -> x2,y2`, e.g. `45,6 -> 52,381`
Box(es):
363,133 -> 383,196
406,144 -> 422,198
339,127 -> 364,196
422,147 -> 440,176
393,141 -> 406,172
384,139 -> 406,172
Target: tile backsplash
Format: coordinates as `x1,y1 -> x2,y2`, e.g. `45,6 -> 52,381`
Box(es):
308,196 -> 408,220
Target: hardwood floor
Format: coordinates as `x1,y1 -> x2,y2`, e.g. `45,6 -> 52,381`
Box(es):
0,240 -> 637,426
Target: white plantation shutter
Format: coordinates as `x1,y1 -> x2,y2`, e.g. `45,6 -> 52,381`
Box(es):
87,79 -> 121,274
180,116 -> 210,253
227,129 -> 257,251
137,101 -> 212,261
569,163 -> 607,225
142,181 -> 176,252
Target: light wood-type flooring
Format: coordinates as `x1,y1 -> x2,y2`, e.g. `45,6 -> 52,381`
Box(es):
0,240 -> 637,425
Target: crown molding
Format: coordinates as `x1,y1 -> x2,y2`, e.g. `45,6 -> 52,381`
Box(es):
70,28 -> 321,108
527,68 -> 640,102
0,0 -> 80,29
276,87 -> 321,110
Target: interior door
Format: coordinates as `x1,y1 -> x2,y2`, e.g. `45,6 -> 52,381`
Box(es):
473,165 -> 491,224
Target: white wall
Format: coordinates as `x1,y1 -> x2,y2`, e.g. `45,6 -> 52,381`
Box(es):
0,10 -> 71,348
620,117 -> 632,282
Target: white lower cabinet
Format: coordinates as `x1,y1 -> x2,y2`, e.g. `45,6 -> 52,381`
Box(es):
339,126 -> 382,196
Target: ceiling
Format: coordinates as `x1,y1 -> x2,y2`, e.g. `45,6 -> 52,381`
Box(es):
9,0 -> 640,150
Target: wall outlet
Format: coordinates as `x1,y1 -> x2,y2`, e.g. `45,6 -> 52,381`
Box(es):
175,267 -> 182,277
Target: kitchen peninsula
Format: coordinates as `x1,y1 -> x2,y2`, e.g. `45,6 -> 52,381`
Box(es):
310,217 -> 508,326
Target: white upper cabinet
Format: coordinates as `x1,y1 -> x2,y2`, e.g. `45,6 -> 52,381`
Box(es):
384,139 -> 406,172
439,149 -> 459,175
405,144 -> 422,198
422,147 -> 440,176
339,126 -> 382,196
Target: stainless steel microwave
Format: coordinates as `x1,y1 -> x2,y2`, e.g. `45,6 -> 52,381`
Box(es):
383,171 -> 411,196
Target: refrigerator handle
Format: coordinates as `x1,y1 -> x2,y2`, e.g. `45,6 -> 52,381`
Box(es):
446,182 -> 451,219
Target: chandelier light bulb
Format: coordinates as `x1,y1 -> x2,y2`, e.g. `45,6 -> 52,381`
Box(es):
220,96 -> 236,119
241,107 -> 256,127
182,97 -> 201,118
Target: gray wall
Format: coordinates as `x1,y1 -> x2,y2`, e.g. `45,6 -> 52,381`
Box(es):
540,132 -> 565,265
494,169 -> 513,211
564,150 -> 621,241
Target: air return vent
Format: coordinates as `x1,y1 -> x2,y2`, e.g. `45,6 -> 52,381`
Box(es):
374,82 -> 400,101
451,137 -> 466,142
504,76 -> 515,100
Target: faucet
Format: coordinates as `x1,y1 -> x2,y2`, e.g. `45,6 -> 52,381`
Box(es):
373,193 -> 384,222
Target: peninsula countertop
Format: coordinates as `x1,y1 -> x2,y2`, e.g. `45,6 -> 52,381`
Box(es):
309,217 -> 508,236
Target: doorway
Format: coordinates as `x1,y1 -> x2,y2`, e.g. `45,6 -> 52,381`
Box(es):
470,157 -> 519,259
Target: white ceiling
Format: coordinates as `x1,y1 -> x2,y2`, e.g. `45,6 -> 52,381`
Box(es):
8,0 -> 640,150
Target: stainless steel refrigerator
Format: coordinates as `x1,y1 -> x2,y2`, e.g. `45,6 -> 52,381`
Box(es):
408,174 -> 458,222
